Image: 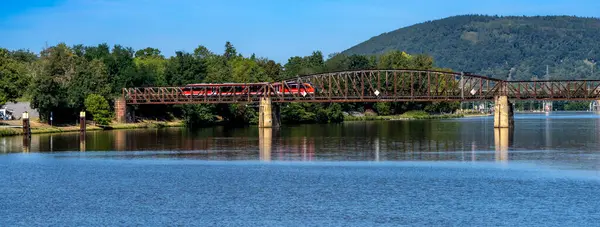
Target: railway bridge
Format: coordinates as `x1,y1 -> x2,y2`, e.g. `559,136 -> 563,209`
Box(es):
119,69 -> 600,128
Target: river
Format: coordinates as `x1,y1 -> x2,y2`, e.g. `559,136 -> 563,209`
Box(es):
1,112 -> 600,226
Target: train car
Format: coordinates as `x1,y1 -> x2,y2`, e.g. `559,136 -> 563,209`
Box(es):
272,82 -> 316,95
181,82 -> 315,97
181,83 -> 269,96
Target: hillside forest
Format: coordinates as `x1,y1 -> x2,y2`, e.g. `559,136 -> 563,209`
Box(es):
343,15 -> 600,81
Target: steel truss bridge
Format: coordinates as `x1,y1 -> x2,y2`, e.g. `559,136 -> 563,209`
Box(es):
122,69 -> 600,105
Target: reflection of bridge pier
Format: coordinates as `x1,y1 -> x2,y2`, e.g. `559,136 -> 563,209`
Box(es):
259,127 -> 272,161
543,101 -> 553,112
115,130 -> 126,151
494,127 -> 513,162
374,137 -> 380,162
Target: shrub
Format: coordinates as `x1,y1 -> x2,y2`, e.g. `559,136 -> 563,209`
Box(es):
84,94 -> 112,126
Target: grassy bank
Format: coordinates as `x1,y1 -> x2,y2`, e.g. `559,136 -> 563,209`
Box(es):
344,111 -> 470,121
0,120 -> 184,137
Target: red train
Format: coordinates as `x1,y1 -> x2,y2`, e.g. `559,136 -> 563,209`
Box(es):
181,82 -> 315,96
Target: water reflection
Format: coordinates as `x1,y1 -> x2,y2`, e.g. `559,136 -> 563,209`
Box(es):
22,135 -> 30,153
79,133 -> 86,152
494,127 -> 513,162
259,128 -> 271,161
5,113 -> 600,167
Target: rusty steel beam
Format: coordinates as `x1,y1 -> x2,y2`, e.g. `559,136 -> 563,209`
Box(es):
122,70 -> 600,105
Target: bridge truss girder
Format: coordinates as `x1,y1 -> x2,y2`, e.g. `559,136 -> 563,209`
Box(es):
122,70 -> 600,105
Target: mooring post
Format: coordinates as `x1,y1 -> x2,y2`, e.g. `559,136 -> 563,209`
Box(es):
22,112 -> 30,152
79,111 -> 86,133
22,112 -> 30,137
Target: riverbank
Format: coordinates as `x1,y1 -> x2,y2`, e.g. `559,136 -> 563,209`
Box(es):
0,120 -> 184,137
344,111 -> 490,121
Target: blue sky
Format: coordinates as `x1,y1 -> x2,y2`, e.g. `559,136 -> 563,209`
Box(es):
1,0 -> 599,63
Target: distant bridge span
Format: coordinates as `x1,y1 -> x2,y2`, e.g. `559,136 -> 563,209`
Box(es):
122,69 -> 600,105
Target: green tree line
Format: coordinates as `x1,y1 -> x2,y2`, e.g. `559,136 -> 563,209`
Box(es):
0,42 -> 460,126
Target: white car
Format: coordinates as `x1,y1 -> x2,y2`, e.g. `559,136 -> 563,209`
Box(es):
0,109 -> 14,120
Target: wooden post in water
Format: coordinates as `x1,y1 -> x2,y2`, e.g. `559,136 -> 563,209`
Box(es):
79,111 -> 86,133
22,112 -> 30,152
22,112 -> 30,136
79,111 -> 86,152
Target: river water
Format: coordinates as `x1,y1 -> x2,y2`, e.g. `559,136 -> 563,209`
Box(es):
2,112 -> 600,226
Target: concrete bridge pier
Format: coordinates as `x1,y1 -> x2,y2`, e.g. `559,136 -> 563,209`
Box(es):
493,96 -> 514,128
258,97 -> 280,128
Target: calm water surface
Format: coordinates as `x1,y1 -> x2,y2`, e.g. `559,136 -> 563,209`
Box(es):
2,112 -> 600,226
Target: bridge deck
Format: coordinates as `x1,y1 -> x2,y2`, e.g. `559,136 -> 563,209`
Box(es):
123,70 -> 600,104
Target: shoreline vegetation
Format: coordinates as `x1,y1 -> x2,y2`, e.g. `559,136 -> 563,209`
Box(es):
0,111 -> 491,137
0,120 -> 184,137
344,110 -> 490,121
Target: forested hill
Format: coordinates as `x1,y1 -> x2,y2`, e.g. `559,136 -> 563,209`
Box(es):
342,15 -> 600,80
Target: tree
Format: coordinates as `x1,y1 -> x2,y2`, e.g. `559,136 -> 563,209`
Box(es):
283,51 -> 326,79
84,94 -> 111,126
231,58 -> 270,83
347,54 -> 373,70
108,45 -> 137,94
374,102 -> 391,115
257,58 -> 282,81
193,45 -> 213,59
377,50 -> 413,69
182,104 -> 216,127
134,49 -> 167,86
9,49 -> 38,63
224,41 -> 237,60
67,58 -> 112,111
30,44 -> 77,122
135,47 -> 162,59
204,55 -> 231,82
281,103 -> 316,123
0,48 -> 28,106
165,51 -> 207,85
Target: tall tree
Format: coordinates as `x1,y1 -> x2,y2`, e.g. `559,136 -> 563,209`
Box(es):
0,48 -> 28,106
224,41 -> 237,60
30,44 -> 77,122
193,45 -> 213,59
165,51 -> 207,85
108,45 -> 136,93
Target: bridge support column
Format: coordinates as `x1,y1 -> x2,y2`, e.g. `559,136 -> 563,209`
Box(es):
494,96 -> 514,128
115,97 -> 128,123
259,97 -> 279,128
